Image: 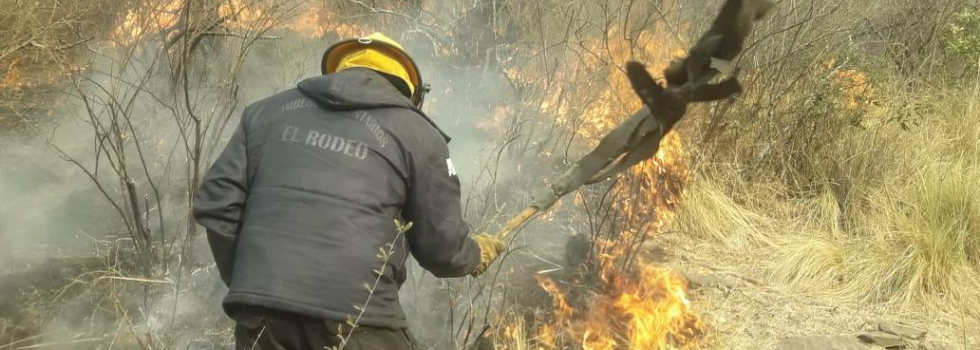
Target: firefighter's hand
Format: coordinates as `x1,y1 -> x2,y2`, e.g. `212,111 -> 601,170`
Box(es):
471,233 -> 506,276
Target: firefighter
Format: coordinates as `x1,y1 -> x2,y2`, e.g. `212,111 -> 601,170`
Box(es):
192,32 -> 506,350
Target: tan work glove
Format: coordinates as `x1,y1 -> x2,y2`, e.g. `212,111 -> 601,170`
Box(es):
471,233 -> 506,276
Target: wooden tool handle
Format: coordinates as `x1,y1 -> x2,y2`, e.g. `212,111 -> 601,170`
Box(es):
493,206 -> 540,239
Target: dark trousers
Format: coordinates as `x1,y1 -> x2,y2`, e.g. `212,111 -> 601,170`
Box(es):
232,307 -> 414,350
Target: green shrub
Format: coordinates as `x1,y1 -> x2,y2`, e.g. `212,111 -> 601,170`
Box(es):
943,6 -> 980,64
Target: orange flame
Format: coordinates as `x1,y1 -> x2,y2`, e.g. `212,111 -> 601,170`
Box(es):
113,0 -> 183,45
218,0 -> 278,30
614,265 -> 702,348
0,59 -> 24,91
496,7 -> 700,348
112,1 -> 368,46
285,9 -> 365,38
824,58 -> 875,109
533,262 -> 701,349
105,3 -> 700,349
219,1 -> 366,38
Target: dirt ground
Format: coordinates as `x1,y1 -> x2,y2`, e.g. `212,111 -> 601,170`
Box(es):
648,232 -> 980,350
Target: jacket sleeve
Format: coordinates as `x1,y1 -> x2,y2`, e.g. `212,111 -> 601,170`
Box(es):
402,139 -> 481,278
192,115 -> 249,286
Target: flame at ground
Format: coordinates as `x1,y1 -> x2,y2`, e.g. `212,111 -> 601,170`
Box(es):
496,7 -> 701,349
105,2 -> 700,348
529,138 -> 700,348
614,266 -> 702,348
531,259 -> 701,350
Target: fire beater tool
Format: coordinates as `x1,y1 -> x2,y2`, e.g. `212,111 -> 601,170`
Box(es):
494,0 -> 775,239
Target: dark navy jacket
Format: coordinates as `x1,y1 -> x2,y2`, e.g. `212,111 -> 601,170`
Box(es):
192,68 -> 480,329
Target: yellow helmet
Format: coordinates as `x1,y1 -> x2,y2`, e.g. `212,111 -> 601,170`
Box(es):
321,33 -> 427,107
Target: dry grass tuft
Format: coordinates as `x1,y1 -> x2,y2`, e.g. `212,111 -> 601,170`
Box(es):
691,87 -> 980,316
672,174 -> 774,247
846,160 -> 980,310
766,236 -> 847,293
494,312 -> 533,350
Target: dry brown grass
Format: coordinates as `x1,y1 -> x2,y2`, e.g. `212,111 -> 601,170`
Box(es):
672,174 -> 775,247
767,235 -> 847,293
0,0 -> 126,123
675,84 -> 980,319
851,159 -> 980,308
0,0 -> 121,75
492,0 -> 980,345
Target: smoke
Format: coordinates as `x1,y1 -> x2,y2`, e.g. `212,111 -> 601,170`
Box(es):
0,15 -> 528,350
0,134 -> 107,260
0,0 -> 599,347
0,91 -> 128,348
391,19 -> 592,350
